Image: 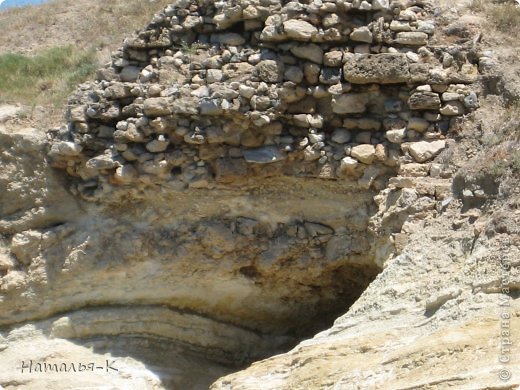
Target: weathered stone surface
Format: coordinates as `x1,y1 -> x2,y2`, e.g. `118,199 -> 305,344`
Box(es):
337,156 -> 358,175
256,60 -> 284,83
143,97 -> 171,116
343,54 -> 410,84
386,128 -> 407,144
394,31 -> 429,46
2,0 -> 488,387
332,93 -> 369,114
0,104 -> 21,123
351,144 -> 376,164
290,44 -> 324,64
214,33 -> 246,46
49,141 -> 82,157
146,135 -> 170,153
408,92 -> 441,110
407,140 -> 446,162
440,101 -> 465,116
283,19 -> 317,41
350,26 -> 373,43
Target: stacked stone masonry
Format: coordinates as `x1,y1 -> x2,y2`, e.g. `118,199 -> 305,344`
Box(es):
49,0 -> 481,199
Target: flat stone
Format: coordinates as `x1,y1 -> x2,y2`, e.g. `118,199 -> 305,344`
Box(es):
303,63 -> 321,84
242,146 -> 286,164
417,21 -> 435,34
304,145 -> 321,161
304,222 -> 334,237
214,33 -> 246,46
441,92 -> 460,102
358,118 -> 381,131
394,32 -> 429,46
407,140 -> 446,162
283,19 -> 318,41
408,92 -> 441,110
390,21 -> 412,32
332,93 -> 369,114
343,54 -> 410,84
291,44 -> 324,64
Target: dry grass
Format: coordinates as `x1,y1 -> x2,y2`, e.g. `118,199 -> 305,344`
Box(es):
0,0 -> 174,54
489,2 -> 520,31
481,101 -> 520,176
0,0 -> 173,108
468,0 -> 520,31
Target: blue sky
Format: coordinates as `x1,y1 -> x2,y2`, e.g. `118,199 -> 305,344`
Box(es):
0,0 -> 48,10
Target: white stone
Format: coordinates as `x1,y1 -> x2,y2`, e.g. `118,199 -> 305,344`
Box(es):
386,128 -> 407,144
350,26 -> 373,43
407,140 -> 446,162
283,19 -> 318,41
351,144 -> 376,164
207,69 -> 223,83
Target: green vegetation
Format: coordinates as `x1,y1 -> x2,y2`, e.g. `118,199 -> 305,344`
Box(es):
0,45 -> 97,106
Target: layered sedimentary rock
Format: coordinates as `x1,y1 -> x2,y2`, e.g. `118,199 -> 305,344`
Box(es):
1,0 -> 513,389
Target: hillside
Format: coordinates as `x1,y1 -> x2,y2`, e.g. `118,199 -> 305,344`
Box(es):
0,0 -> 47,10
0,0 -> 519,389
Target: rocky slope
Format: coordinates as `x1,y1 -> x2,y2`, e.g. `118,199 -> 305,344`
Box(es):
0,0 -> 518,389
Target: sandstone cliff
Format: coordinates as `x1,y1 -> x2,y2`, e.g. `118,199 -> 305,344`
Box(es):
0,0 -> 518,389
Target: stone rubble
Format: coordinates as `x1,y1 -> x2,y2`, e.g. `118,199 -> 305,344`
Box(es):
48,0 -> 481,200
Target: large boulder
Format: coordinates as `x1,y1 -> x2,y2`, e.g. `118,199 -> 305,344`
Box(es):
343,54 -> 410,84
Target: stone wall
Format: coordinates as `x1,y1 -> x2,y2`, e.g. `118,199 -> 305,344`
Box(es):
49,0 -> 479,200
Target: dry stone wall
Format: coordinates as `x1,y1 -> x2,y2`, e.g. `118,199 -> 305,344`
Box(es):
49,0 -> 479,199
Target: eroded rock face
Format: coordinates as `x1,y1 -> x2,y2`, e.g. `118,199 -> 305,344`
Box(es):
0,0 -> 508,389
211,198 -> 520,389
